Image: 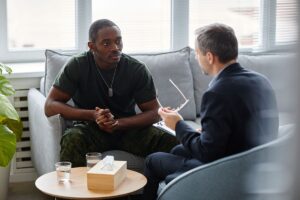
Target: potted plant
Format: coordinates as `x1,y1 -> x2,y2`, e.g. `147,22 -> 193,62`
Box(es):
0,63 -> 23,199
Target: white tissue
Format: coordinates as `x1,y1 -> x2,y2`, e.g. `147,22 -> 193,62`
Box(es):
101,155 -> 114,171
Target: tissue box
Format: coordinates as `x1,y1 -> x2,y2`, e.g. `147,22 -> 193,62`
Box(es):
87,160 -> 127,191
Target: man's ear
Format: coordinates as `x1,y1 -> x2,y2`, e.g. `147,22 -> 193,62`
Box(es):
206,52 -> 214,65
88,41 -> 95,52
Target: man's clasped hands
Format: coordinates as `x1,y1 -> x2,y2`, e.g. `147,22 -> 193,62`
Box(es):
95,107 -> 119,133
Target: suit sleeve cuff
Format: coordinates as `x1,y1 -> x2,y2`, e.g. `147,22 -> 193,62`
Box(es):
175,120 -> 189,141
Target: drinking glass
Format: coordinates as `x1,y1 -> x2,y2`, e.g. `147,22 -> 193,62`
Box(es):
86,152 -> 102,170
55,161 -> 71,182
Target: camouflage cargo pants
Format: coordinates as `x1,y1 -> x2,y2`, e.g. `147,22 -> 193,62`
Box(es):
60,122 -> 179,167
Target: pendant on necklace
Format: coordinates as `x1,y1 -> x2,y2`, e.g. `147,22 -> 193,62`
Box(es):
108,88 -> 113,97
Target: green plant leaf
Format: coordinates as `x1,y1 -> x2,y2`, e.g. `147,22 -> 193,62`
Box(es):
0,94 -> 23,141
0,63 -> 12,75
4,118 -> 23,141
0,94 -> 20,121
0,75 -> 15,96
0,63 -> 22,167
0,125 -> 16,167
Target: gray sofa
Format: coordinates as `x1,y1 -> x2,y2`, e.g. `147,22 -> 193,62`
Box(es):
28,47 -> 297,178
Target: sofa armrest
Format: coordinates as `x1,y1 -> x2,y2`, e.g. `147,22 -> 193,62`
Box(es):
28,88 -> 64,175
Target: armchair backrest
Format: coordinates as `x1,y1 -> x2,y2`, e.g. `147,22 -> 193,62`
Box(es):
157,124 -> 295,200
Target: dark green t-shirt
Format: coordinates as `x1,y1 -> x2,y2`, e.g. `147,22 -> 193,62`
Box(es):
54,51 -> 156,119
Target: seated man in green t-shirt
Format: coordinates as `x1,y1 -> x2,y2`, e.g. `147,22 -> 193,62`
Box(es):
44,19 -> 178,167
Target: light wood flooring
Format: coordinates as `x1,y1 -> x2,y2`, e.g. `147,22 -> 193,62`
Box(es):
8,181 -> 52,200
8,181 -> 142,200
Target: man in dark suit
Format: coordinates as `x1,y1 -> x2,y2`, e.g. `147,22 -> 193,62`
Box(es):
142,23 -> 279,200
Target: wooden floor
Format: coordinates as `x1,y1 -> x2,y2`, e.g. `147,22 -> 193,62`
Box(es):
8,181 -> 143,200
8,181 -> 52,200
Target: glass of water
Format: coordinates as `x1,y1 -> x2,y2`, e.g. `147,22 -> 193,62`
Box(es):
55,161 -> 72,182
86,152 -> 102,170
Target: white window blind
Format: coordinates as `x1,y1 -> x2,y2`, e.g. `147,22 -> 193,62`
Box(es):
92,0 -> 171,53
189,0 -> 261,50
7,0 -> 76,51
275,0 -> 298,45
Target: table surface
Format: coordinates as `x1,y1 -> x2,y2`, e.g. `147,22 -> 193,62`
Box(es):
35,167 -> 147,199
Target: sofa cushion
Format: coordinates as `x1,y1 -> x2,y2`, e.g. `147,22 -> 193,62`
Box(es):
189,49 -> 212,116
40,77 -> 45,95
238,54 -> 297,113
44,49 -> 71,96
131,47 -> 197,120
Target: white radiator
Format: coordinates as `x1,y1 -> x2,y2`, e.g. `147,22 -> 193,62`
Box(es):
8,73 -> 43,182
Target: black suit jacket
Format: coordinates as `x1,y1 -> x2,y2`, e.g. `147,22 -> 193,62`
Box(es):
175,63 -> 279,163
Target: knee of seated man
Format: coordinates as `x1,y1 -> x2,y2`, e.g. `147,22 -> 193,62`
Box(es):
61,126 -> 87,144
59,125 -> 92,165
145,152 -> 169,170
145,153 -> 160,176
170,144 -> 184,154
145,152 -> 173,181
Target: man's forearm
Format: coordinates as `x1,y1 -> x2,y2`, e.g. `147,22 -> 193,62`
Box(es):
116,110 -> 159,130
45,100 -> 95,121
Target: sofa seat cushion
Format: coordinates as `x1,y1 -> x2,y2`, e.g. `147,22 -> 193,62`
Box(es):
131,47 -> 197,120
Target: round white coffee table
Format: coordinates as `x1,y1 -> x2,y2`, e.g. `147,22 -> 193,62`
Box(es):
35,167 -> 147,199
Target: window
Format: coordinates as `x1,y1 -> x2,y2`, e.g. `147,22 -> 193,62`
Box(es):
189,0 -> 261,50
189,0 -> 298,52
92,0 -> 171,53
0,0 -> 298,62
7,0 -> 76,50
275,0 -> 298,45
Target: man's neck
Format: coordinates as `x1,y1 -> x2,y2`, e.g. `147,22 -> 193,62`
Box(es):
94,57 -> 117,70
212,59 -> 236,76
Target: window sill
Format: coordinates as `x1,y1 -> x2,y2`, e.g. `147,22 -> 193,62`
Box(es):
3,62 -> 45,79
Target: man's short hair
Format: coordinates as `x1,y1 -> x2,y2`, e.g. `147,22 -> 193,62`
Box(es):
195,23 -> 238,63
89,19 -> 119,42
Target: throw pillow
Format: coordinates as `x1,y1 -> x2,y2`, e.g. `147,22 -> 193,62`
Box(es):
131,47 -> 197,120
189,49 -> 211,116
238,54 -> 298,113
44,49 -> 71,96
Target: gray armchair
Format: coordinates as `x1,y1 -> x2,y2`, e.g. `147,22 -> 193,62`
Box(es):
157,124 -> 295,200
